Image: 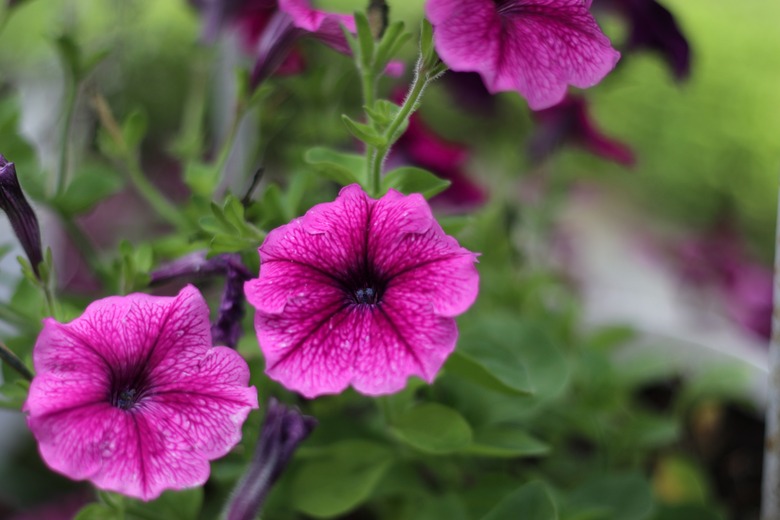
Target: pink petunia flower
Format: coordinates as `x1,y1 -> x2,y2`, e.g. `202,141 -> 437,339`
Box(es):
425,0 -> 621,110
23,285 -> 259,501
245,185 -> 479,398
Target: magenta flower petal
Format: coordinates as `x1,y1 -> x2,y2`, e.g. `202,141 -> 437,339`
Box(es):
24,285 -> 258,501
279,0 -> 355,54
425,0 -> 621,110
245,185 -> 479,398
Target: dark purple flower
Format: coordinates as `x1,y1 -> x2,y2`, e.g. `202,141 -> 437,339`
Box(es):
0,154 -> 43,276
594,0 -> 690,80
151,252 -> 253,349
442,71 -> 497,115
225,398 -> 316,520
527,94 -> 635,166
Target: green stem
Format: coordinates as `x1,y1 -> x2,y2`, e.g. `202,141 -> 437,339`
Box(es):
213,103 -> 246,189
0,340 -> 33,381
41,281 -> 59,321
55,79 -> 78,196
91,94 -> 189,230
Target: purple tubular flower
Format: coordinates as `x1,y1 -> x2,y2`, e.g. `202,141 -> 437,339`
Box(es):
245,185 -> 480,398
151,252 -> 253,349
23,285 -> 259,501
527,94 -> 635,166
212,266 -> 252,349
595,0 -> 690,80
225,398 -> 316,520
0,155 -> 43,275
425,0 -> 621,110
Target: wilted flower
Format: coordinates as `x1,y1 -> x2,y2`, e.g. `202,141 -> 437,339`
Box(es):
527,94 -> 635,166
594,0 -> 690,80
0,154 -> 43,275
24,285 -> 258,501
425,0 -> 620,110
245,185 -> 479,398
225,398 -> 316,520
150,251 -> 253,349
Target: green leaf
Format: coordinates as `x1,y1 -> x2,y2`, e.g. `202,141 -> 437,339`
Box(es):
73,503 -> 119,520
565,473 -> 655,520
354,11 -> 375,69
454,313 -> 570,401
414,494 -> 469,520
341,115 -> 386,146
304,147 -> 366,186
122,109 -> 148,152
482,481 -> 558,520
382,167 -> 451,197
374,21 -> 410,74
419,19 -> 437,69
446,347 -> 533,397
52,164 -> 124,215
183,161 -> 215,196
125,488 -> 203,520
290,440 -> 394,518
53,34 -> 81,80
365,100 -> 401,127
465,425 -> 550,458
392,402 -> 472,454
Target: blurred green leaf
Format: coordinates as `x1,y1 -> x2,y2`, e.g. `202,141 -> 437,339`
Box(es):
52,164 -> 124,215
125,488 -> 203,520
342,115 -> 385,146
290,440 -> 393,518
565,473 -> 655,520
392,402 -> 472,454
465,425 -> 550,458
482,481 -> 558,520
452,313 -> 569,401
304,147 -> 366,187
73,503 -> 119,520
183,161 -> 214,197
382,166 -> 451,198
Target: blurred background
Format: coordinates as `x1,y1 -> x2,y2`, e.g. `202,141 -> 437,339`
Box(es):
0,0 -> 779,518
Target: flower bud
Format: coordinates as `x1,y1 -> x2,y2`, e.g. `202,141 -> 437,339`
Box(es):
0,155 -> 43,276
225,398 -> 317,520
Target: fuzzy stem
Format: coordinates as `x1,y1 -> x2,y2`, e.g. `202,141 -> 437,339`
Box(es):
367,58 -> 446,197
761,183 -> 780,519
0,339 -> 33,381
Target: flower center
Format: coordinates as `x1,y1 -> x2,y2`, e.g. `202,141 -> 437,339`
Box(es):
354,287 -> 380,305
108,368 -> 150,411
113,388 -> 138,410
